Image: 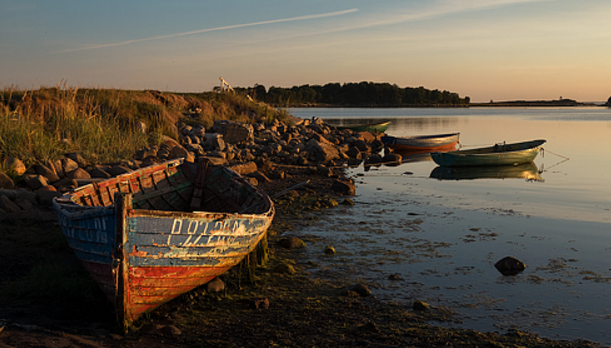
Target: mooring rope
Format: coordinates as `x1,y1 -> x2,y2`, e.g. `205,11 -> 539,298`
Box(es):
539,147 -> 570,172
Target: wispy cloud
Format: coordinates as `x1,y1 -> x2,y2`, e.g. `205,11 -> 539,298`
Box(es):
56,8 -> 359,53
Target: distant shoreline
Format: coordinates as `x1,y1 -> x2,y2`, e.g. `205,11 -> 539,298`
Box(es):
281,99 -> 606,108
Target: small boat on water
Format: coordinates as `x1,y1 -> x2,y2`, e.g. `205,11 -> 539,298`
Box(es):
382,133 -> 460,154
430,139 -> 546,167
430,162 -> 543,181
53,158 -> 274,330
336,121 -> 391,133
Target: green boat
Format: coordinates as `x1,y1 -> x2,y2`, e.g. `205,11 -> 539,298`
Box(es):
430,162 -> 543,181
336,121 -> 390,133
430,139 -> 546,166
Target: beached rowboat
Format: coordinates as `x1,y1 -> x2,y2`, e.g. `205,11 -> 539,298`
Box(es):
381,133 -> 460,154
336,121 -> 391,133
430,139 -> 546,166
53,158 -> 274,330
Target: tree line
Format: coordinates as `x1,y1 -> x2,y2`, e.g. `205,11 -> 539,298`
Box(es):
232,82 -> 470,106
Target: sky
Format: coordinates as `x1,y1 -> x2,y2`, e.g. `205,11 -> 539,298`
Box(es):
2,0 -> 611,102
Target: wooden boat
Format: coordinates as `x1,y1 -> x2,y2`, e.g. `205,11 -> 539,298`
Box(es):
381,133 -> 460,154
336,121 -> 391,133
430,139 -> 546,166
52,158 -> 274,331
430,162 -> 543,181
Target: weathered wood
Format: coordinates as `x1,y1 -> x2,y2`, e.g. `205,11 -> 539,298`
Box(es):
53,158 -> 274,331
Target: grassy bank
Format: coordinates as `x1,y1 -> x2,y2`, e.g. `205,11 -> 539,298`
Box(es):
0,84 -> 289,166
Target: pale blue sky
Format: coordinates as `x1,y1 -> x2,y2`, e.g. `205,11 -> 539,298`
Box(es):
2,0 -> 611,102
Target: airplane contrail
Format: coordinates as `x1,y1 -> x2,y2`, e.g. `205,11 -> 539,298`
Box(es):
57,8 -> 359,53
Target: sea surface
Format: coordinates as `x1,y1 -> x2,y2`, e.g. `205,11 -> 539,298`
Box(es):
287,107 -> 611,345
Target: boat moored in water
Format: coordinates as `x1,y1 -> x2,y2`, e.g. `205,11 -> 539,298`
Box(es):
336,121 -> 391,133
382,133 -> 460,154
430,139 -> 546,167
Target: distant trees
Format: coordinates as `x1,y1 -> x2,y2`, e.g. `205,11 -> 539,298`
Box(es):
237,81 -> 469,106
607,96 -> 611,106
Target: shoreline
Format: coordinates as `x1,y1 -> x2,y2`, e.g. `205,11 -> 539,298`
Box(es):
0,115 -> 604,347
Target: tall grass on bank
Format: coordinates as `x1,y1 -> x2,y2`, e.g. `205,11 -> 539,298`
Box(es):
1,85 -> 291,166
0,86 -> 166,165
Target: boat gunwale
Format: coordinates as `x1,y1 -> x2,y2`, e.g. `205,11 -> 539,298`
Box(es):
53,158 -> 274,218
435,139 -> 546,157
382,132 -> 460,142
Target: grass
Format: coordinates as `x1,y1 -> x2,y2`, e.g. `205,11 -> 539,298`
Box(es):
0,84 -> 292,166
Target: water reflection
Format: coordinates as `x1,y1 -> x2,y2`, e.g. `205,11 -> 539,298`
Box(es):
429,162 -> 544,181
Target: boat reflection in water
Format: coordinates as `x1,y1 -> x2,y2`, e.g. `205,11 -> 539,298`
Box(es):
429,162 -> 544,182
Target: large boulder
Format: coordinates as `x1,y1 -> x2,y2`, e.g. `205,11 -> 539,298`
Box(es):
223,122 -> 254,144
0,171 -> 15,189
306,139 -> 340,163
0,195 -> 21,213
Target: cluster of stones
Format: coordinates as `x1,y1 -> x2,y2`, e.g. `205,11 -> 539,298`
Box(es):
171,117 -> 401,169
0,117 -> 397,214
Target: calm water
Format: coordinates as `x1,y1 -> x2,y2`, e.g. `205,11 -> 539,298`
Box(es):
288,107 -> 611,345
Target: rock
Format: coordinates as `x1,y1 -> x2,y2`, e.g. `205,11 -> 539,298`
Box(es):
495,256 -> 526,276
160,325 -> 181,336
413,300 -> 430,311
0,171 -> 15,189
66,152 -> 87,167
201,156 -> 228,166
324,246 -> 336,254
341,198 -> 355,205
227,162 -> 258,176
135,146 -> 158,161
90,165 -> 112,179
36,190 -> 62,206
223,122 -> 254,144
168,145 -> 195,162
273,263 -> 296,274
249,171 -> 271,184
107,165 -> 130,177
16,189 -> 37,206
382,153 -> 402,166
68,168 -> 91,180
52,159 -> 64,178
0,195 -> 21,213
203,133 -> 225,151
135,121 -> 147,133
345,146 -> 362,159
388,273 -> 403,281
0,189 -> 17,200
349,283 -> 372,297
159,135 -> 181,149
278,237 -> 306,249
242,297 -> 270,310
61,157 -> 79,174
25,174 -> 48,190
206,277 -> 225,293
331,179 -> 355,196
5,158 -> 26,176
15,198 -> 34,211
306,139 -> 341,163
34,164 -> 60,183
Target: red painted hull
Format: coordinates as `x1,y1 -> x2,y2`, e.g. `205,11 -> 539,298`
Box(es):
391,141 -> 459,155
125,266 -> 228,322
